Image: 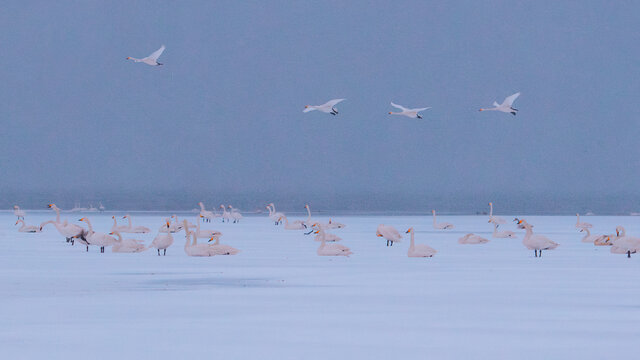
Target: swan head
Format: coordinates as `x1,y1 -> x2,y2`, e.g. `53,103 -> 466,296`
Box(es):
417,114 -> 423,119
305,105 -> 310,109
79,218 -> 87,222
405,228 -> 413,234
14,221 -> 19,225
47,204 -> 54,208
122,215 -> 128,219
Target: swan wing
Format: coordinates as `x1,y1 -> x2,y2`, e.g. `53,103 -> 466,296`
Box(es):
390,102 -> 409,111
411,107 -> 431,112
147,45 -> 165,61
502,92 -> 520,106
323,98 -> 345,107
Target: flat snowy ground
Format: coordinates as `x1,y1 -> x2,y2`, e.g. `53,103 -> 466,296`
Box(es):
1,212 -> 639,359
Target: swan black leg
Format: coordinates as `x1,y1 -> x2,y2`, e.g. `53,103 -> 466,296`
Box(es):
163,249 -> 167,256
539,250 -> 542,257
386,240 -> 389,246
157,249 -> 160,256
86,246 -> 89,252
628,251 -> 631,258
391,241 -> 393,246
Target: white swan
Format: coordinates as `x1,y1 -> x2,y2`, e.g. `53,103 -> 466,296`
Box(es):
303,99 -> 345,115
207,234 -> 240,255
109,231 -> 147,253
516,218 -> 558,257
406,228 -> 437,257
220,205 -> 231,223
488,202 -> 506,225
575,213 -> 593,229
13,205 -> 25,220
279,214 -> 307,230
458,233 -> 489,244
198,202 -> 216,222
388,102 -> 431,119
492,222 -> 517,238
159,215 -> 185,233
41,204 -> 87,244
228,205 -> 243,223
610,226 -> 640,258
267,203 -> 284,225
479,92 -> 520,115
301,204 -> 314,228
324,219 -> 346,229
151,220 -> 174,256
314,225 -> 352,256
110,216 -> 130,233
579,228 -> 607,244
126,45 -> 165,66
15,219 -> 41,233
183,229 -> 216,257
432,210 -> 454,230
79,217 -> 118,253
313,229 -> 342,242
121,215 -> 151,233
191,218 -> 222,239
376,224 -> 402,246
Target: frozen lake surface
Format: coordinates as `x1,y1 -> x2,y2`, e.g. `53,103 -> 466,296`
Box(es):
1,212 -> 639,359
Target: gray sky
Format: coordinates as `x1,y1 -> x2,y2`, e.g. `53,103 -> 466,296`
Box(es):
1,1 -> 639,212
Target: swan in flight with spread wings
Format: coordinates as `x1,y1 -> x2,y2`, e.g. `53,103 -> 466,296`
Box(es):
479,92 -> 520,115
388,102 -> 431,119
126,45 -> 165,66
303,99 -> 345,115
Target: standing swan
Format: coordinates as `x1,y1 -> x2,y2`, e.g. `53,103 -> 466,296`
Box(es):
515,218 -> 558,257
41,204 -> 86,244
432,210 -> 454,230
220,205 -> 231,223
151,220 -> 174,256
13,205 -> 26,220
15,219 -> 41,233
406,228 -> 437,257
198,202 -> 216,222
228,205 -> 243,223
376,224 -> 402,246
79,217 -> 118,253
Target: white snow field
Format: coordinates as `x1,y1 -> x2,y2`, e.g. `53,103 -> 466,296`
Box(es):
1,212 -> 639,359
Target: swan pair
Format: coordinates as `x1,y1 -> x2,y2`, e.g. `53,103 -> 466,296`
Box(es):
220,205 -> 242,223
183,219 -> 239,256
198,202 -> 217,222
515,218 -> 558,257
313,224 -> 352,256
266,203 -> 284,225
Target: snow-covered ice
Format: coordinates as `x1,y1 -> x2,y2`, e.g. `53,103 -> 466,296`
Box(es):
1,212 -> 639,359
